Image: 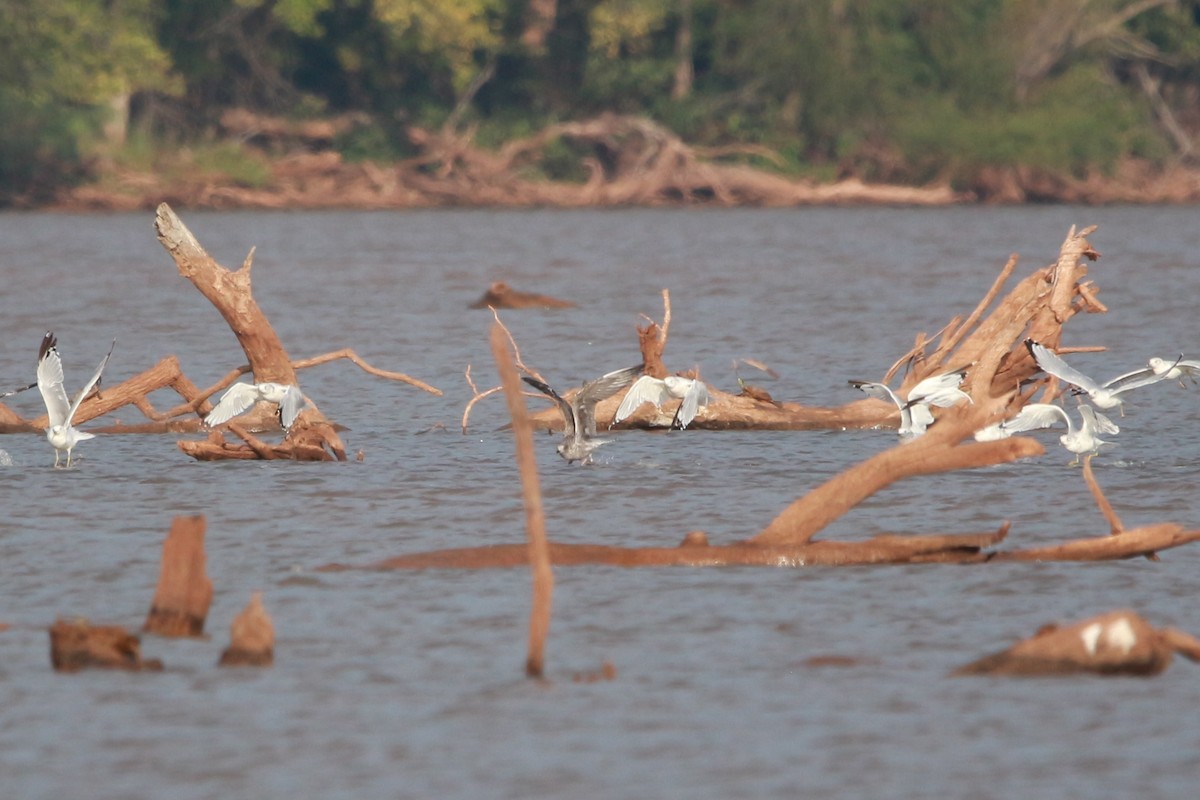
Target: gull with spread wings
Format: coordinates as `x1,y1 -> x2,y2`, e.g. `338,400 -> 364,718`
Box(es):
36,331 -> 116,467
523,364 -> 642,464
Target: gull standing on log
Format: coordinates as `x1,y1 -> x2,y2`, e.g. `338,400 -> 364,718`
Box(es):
204,382 -> 309,431
612,374 -> 710,430
523,364 -> 642,464
849,366 -> 972,438
1025,339 -> 1167,413
36,331 -> 116,467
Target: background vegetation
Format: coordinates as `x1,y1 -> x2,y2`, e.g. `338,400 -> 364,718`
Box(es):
2,0 -> 1199,204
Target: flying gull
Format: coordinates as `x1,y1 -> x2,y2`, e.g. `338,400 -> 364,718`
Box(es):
849,366 -> 972,438
523,364 -> 642,464
974,402 -> 1118,464
204,381 -> 309,431
1025,339 -> 1167,413
611,374 -> 710,430
36,331 -> 116,467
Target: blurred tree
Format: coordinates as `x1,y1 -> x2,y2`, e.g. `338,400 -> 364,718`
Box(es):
0,0 -> 177,203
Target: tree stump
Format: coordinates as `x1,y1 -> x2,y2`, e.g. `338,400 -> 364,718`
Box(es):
144,515 -> 214,637
218,593 -> 275,667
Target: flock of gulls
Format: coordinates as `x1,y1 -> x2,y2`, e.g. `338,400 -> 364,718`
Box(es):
1,331 -> 310,467
1,329 -> 1196,468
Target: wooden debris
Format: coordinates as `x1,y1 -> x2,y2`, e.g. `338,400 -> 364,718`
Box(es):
953,610 -> 1200,677
469,281 -> 576,309
50,619 -> 163,672
218,592 -> 275,667
491,323 -> 554,678
144,515 -> 214,637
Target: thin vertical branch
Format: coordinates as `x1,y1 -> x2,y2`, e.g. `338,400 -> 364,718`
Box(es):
490,323 -> 553,678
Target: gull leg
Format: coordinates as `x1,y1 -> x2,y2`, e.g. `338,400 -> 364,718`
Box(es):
53,450 -> 61,468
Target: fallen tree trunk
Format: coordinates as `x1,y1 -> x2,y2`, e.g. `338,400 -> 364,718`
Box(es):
346,224 -> 1200,571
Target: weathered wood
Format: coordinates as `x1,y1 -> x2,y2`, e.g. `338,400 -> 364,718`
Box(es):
154,202 -> 347,460
50,619 -> 163,672
954,609 -> 1200,677
469,281 -> 576,309
491,323 -> 554,678
218,592 -> 275,667
143,515 -> 214,637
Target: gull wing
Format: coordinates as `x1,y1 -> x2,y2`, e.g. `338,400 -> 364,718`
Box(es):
613,375 -> 671,425
909,367 -> 967,400
671,380 -> 710,430
1082,405 -> 1120,436
577,364 -> 642,436
999,403 -> 1069,435
204,382 -> 263,427
63,338 -> 115,427
522,376 -> 576,439
1025,340 -> 1102,394
36,332 -> 71,428
1100,365 -> 1167,395
277,385 -> 307,429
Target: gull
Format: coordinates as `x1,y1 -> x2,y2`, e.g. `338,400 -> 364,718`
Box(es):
974,402 -> 1118,464
523,364 -> 642,464
1025,339 -> 1167,413
36,331 -> 116,467
1147,355 -> 1200,385
849,366 -> 972,438
611,374 -> 710,430
204,381 -> 309,431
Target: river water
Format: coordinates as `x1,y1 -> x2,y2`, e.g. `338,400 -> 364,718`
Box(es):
1,206 -> 1198,799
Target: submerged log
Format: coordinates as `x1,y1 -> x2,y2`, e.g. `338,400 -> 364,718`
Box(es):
469,281 -> 576,309
218,592 -> 275,667
50,619 -> 163,672
953,610 -> 1200,677
143,515 -> 214,637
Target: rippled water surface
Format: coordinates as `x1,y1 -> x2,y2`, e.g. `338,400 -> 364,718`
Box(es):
2,207 -> 1199,799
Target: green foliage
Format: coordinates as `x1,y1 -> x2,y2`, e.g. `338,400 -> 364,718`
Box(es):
3,0 -> 1200,202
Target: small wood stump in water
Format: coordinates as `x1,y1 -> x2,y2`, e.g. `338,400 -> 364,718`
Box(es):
50,619 -> 163,672
144,515 -> 213,637
469,281 -> 576,309
954,609 -> 1200,677
219,592 -> 275,667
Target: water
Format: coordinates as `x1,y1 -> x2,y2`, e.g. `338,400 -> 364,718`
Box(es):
1,207 -> 1199,799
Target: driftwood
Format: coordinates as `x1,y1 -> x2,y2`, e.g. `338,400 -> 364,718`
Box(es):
469,281 -> 576,309
490,324 -> 554,678
143,515 -> 213,637
333,225 -> 1200,571
954,610 -> 1200,677
152,202 -> 438,460
50,619 -> 163,672
218,592 -> 275,667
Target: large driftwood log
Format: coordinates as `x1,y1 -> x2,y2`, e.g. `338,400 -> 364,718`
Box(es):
343,225 -> 1200,570
153,202 -> 438,461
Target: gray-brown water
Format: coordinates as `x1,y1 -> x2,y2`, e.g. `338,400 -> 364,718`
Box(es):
1,207 -> 1198,799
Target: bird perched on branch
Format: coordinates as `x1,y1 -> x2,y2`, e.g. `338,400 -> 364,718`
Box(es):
523,364 -> 642,464
36,331 -> 116,467
204,381 -> 309,431
612,374 -> 710,430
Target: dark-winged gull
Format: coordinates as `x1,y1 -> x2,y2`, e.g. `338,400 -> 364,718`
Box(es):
36,331 -> 115,467
523,364 -> 642,464
204,381 -> 309,431
849,366 -> 971,438
1025,339 -> 1167,413
611,374 -> 709,430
